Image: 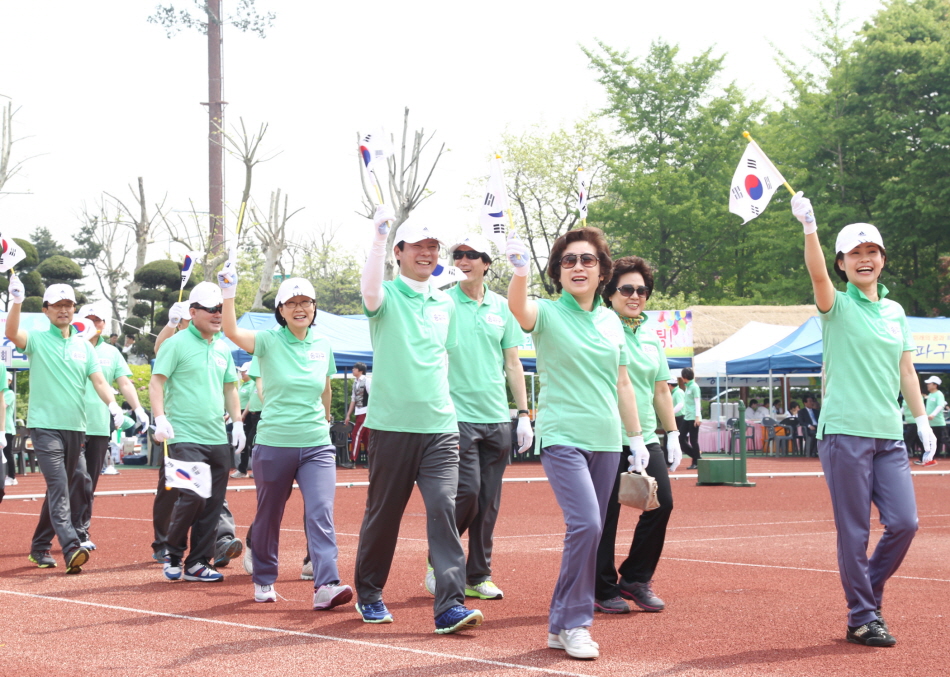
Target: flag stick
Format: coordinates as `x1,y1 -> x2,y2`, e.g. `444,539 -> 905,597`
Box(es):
369,169 -> 385,206
495,153 -> 517,237
742,131 -> 796,196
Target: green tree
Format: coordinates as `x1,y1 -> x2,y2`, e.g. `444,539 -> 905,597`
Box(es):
29,226 -> 67,261
291,227 -> 363,315
585,40 -> 768,301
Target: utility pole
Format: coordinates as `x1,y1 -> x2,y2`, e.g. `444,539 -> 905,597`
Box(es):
205,0 -> 225,255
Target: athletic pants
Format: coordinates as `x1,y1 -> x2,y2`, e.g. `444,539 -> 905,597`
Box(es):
350,413 -> 370,462
162,442 -> 231,568
251,444 -> 339,587
4,433 -> 15,479
677,418 -> 700,463
541,445 -> 619,634
595,443 -> 673,600
819,434 -> 918,627
453,421 -> 511,586
354,429 -> 466,617
30,429 -> 86,559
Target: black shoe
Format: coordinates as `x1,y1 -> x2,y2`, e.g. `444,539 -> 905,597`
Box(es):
875,608 -> 889,634
65,547 -> 90,575
340,462 -> 355,469
847,619 -> 896,647
687,464 -> 698,470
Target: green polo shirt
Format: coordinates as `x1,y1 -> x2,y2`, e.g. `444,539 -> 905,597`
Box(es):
682,380 -> 701,420
251,326 -> 336,447
364,278 -> 458,433
672,387 -> 685,416
25,324 -> 101,431
84,337 -> 133,437
238,379 -> 254,410
3,388 -> 15,433
447,283 -> 524,424
927,389 -> 947,427
246,356 -> 264,413
619,315 -> 671,446
818,283 -> 914,441
533,293 -> 627,451
152,322 -> 237,445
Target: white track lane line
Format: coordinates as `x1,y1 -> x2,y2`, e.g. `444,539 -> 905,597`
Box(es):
662,557 -> 950,583
0,589 -> 593,677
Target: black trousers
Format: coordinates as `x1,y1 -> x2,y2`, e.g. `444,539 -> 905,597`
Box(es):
238,411 -> 260,473
677,417 -> 700,462
595,443 -> 674,600
4,433 -> 14,478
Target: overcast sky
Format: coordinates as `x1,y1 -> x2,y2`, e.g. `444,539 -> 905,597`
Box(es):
0,0 -> 886,281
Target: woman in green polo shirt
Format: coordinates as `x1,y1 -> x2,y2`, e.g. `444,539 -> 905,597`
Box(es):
919,376 -> 946,465
506,228 -> 647,660
791,193 -> 937,648
219,267 -> 352,611
594,256 -> 682,616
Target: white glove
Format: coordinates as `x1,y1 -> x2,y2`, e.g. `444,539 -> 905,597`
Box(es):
916,414 -> 937,463
515,415 -> 534,454
373,204 -> 395,238
506,234 -> 530,276
0,434 -> 6,451
627,435 -> 649,473
166,301 -> 190,327
154,414 -> 175,443
217,260 -> 238,299
232,420 -> 246,457
108,401 -> 124,429
8,273 -> 25,304
133,406 -> 150,432
666,430 -> 682,472
791,191 -> 817,235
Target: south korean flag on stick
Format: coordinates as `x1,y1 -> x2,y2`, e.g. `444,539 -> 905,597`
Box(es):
728,138 -> 787,225
480,155 -> 510,252
164,456 -> 212,499
0,231 -> 27,273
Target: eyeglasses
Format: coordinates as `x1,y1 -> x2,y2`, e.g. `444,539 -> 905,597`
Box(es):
616,285 -> 650,298
194,304 -> 223,314
282,299 -> 315,310
559,253 -> 599,269
453,250 -> 484,261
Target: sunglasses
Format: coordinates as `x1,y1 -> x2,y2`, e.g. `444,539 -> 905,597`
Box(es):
559,253 -> 599,269
616,285 -> 650,298
453,250 -> 485,260
193,304 -> 223,314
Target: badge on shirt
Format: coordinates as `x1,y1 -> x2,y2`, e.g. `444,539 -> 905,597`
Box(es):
307,350 -> 326,361
642,344 -> 659,358
484,313 -> 504,327
885,322 -> 901,338
429,311 -> 449,324
599,326 -> 623,344
99,357 -> 111,366
213,356 -> 227,368
70,350 -> 86,361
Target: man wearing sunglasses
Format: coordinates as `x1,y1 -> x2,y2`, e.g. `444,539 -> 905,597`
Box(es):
423,235 -> 532,602
149,282 -> 245,583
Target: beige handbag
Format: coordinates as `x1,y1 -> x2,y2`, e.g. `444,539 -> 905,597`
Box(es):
618,468 -> 660,511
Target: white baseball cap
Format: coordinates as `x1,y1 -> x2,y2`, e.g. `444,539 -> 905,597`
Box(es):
448,234 -> 493,257
275,277 -> 316,305
188,281 -> 223,308
835,223 -> 885,255
924,375 -> 942,386
237,362 -> 251,373
395,217 -> 444,246
43,284 -> 77,305
79,300 -> 112,325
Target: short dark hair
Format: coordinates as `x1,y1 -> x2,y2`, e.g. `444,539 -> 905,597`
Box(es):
110,333 -> 118,338
833,246 -> 887,283
749,399 -> 759,406
547,227 -> 613,296
602,255 -> 654,306
353,362 -> 367,374
682,367 -> 694,380
789,400 -> 800,410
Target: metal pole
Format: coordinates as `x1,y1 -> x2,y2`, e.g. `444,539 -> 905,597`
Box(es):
207,0 -> 225,254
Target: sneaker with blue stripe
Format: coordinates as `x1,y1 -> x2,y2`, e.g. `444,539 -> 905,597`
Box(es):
184,561 -> 223,582
163,554 -> 182,580
355,600 -> 393,623
434,605 -> 483,634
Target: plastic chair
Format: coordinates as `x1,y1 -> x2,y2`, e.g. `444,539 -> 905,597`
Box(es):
13,426 -> 34,475
760,417 -> 779,455
776,418 -> 800,456
329,421 -> 354,467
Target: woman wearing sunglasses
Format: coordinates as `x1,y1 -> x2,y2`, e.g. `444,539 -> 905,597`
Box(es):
593,256 -> 681,616
218,264 -> 353,611
790,193 -> 936,647
506,228 -> 647,660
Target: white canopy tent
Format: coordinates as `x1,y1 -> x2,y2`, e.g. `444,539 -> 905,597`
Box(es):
693,322 -> 797,378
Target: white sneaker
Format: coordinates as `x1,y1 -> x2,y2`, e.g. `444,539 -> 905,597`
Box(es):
4,476 -> 14,486
254,583 -> 276,603
230,471 -> 248,479
242,544 -> 254,575
465,579 -> 503,599
548,627 -> 599,659
313,583 -> 353,610
80,540 -> 97,551
101,466 -> 120,475
424,561 -> 436,596
301,560 -> 313,580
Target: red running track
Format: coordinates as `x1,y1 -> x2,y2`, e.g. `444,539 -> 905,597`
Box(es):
0,461 -> 948,676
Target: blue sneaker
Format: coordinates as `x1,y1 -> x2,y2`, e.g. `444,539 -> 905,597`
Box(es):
184,561 -> 224,582
355,600 -> 393,623
434,605 -> 483,634
163,554 -> 182,581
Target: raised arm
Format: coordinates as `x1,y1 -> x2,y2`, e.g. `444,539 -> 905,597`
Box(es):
5,274 -> 28,350
505,235 -> 538,331
361,205 -> 395,313
154,302 -> 190,354
217,261 -> 256,353
792,192 -> 836,313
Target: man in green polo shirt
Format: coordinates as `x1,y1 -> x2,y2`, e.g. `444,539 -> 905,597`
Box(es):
353,205 -> 484,635
424,234 -> 532,602
918,376 -> 946,466
32,301 -> 150,552
233,356 -> 263,478
5,279 -> 126,574
149,282 -> 245,582
678,367 -> 702,469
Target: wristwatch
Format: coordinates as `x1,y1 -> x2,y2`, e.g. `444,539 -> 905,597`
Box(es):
517,409 -> 530,416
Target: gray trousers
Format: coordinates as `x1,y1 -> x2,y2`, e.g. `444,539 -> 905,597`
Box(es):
30,429 -> 86,558
251,444 -> 339,587
819,434 -> 918,627
162,442 -> 231,568
454,421 -> 511,585
541,445 -> 620,634
354,429 -> 466,616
